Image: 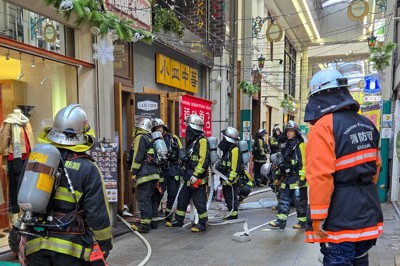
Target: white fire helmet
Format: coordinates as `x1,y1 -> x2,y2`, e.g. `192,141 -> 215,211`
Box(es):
136,117 -> 152,132
222,126 -> 239,144
47,104 -> 91,145
186,114 -> 204,132
309,68 -> 348,96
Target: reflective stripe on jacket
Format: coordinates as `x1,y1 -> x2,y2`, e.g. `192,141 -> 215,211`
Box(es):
184,136 -> 210,181
25,149 -> 113,260
305,110 -> 383,243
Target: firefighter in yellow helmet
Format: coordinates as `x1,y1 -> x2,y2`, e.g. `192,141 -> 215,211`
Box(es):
166,114 -> 210,232
23,104 -> 112,265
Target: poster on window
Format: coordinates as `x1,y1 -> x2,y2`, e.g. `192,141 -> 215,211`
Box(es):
179,94 -> 212,138
89,142 -> 118,202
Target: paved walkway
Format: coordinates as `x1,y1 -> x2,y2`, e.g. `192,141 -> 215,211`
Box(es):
0,188 -> 399,265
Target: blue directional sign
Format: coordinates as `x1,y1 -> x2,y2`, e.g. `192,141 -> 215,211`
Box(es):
363,75 -> 380,94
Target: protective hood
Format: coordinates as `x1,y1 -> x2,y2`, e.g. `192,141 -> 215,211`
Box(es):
304,88 -> 359,122
38,127 -> 95,152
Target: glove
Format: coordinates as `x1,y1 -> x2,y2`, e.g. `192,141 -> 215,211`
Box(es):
131,175 -> 136,181
312,219 -> 328,239
190,176 -> 202,189
247,180 -> 253,187
298,177 -> 307,187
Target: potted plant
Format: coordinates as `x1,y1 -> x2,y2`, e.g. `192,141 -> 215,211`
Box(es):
368,41 -> 397,72
238,80 -> 260,96
152,6 -> 185,38
280,99 -> 295,113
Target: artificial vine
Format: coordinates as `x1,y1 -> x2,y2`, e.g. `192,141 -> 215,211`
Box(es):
152,5 -> 185,38
43,0 -> 154,44
368,41 -> 397,72
238,80 -> 260,96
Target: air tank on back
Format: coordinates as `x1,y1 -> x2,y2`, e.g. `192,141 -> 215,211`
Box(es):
239,140 -> 250,165
151,131 -> 168,159
207,136 -> 218,164
18,143 -> 61,214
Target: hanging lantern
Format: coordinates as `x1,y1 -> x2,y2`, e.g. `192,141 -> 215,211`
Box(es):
367,35 -> 377,48
258,54 -> 266,70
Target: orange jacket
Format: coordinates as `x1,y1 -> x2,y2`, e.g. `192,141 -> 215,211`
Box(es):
305,110 -> 383,243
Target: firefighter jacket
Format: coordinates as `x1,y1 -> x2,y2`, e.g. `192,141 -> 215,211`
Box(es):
216,145 -> 241,185
25,149 -> 113,261
130,128 -> 160,185
161,133 -> 183,180
183,135 -> 210,186
252,137 -> 269,163
305,110 -> 383,244
269,135 -> 281,154
278,137 -> 306,189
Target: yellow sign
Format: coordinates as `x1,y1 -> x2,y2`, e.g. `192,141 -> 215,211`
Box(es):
189,68 -> 198,93
181,64 -> 190,91
156,54 -> 198,93
170,59 -> 181,88
156,54 -> 171,85
348,0 -> 369,21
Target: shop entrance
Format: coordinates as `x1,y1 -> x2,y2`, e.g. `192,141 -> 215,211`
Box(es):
114,83 -> 183,215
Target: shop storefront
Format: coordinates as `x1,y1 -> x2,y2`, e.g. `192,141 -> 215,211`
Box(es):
0,0 -> 95,252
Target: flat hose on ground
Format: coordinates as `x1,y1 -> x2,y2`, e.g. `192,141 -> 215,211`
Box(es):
117,214 -> 152,266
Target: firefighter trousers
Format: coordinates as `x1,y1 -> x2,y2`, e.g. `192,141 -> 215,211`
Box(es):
222,184 -> 238,217
175,184 -> 208,225
161,172 -> 180,213
137,180 -> 159,224
27,249 -> 88,266
277,186 -> 307,221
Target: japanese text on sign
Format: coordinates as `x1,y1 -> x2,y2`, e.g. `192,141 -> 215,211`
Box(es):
180,94 -> 212,137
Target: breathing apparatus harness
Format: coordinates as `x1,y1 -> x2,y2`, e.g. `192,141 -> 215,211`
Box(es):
15,147 -> 81,238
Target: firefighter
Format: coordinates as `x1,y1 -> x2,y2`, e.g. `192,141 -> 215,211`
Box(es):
304,68 -> 383,265
268,120 -> 307,229
269,126 -> 282,155
252,128 -> 270,187
130,117 -> 160,233
166,114 -> 210,232
23,104 -> 112,265
151,118 -> 183,223
215,126 -> 241,220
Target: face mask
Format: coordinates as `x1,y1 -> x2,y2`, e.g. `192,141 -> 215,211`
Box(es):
218,138 -> 231,151
186,126 -> 199,141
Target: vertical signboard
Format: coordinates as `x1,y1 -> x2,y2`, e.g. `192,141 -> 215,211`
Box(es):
156,54 -> 171,85
180,95 -> 212,137
170,59 -> 181,88
135,94 -> 160,120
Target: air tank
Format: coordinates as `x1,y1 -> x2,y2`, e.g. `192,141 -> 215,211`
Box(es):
239,140 -> 250,165
151,131 -> 168,158
207,136 -> 218,164
18,144 -> 61,214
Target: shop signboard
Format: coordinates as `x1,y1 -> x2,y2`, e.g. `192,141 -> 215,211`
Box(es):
89,142 -> 118,202
135,93 -> 160,120
104,0 -> 152,31
156,53 -> 198,93
363,75 -> 380,94
180,95 -> 212,138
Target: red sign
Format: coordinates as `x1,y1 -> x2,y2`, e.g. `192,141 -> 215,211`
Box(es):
104,0 -> 152,31
180,95 -> 212,137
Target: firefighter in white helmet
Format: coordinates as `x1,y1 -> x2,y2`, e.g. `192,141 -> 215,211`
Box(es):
166,114 -> 210,232
23,104 -> 112,265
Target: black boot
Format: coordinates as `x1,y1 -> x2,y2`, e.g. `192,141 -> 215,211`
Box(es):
151,221 -> 158,229
191,223 -> 206,232
164,212 -> 173,222
226,215 -> 238,220
268,219 -> 286,229
166,220 -> 183,227
138,223 -> 150,233
293,221 -> 306,229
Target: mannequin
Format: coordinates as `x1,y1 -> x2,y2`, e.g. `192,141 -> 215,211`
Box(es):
0,108 -> 35,227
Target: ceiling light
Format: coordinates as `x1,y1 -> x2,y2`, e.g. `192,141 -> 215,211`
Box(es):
5,49 -> 10,60
320,42 -> 325,46
31,56 -> 35,67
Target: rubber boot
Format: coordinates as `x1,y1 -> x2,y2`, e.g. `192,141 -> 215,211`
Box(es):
166,220 -> 183,227
150,221 -> 158,229
164,212 -> 173,222
138,224 -> 150,233
268,219 -> 286,229
226,215 -> 238,220
191,223 -> 206,232
293,221 -> 306,229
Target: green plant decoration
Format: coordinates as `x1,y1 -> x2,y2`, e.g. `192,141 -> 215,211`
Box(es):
280,99 -> 294,111
238,80 -> 260,96
152,6 -> 185,38
43,0 -> 154,44
368,41 -> 397,72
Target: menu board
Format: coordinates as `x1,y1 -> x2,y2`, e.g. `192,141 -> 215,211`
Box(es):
89,142 -> 118,202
